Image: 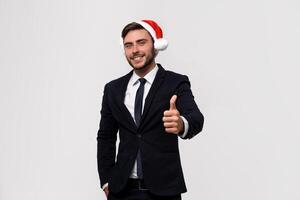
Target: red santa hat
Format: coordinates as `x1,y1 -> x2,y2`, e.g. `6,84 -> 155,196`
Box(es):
121,19 -> 169,51
136,20 -> 168,51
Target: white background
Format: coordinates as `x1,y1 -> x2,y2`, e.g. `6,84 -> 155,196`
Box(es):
1,0 -> 299,199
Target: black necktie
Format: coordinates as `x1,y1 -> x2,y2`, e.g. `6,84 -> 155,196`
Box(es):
134,78 -> 146,178
134,78 -> 146,126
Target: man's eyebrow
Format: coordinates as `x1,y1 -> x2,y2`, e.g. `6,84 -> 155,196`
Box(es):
136,39 -> 147,42
124,39 -> 148,46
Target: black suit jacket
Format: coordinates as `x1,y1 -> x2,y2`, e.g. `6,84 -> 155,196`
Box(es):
97,64 -> 204,196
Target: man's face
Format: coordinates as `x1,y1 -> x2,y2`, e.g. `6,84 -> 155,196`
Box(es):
123,29 -> 156,71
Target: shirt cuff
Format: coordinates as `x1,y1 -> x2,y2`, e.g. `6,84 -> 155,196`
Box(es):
102,183 -> 108,190
179,116 -> 189,138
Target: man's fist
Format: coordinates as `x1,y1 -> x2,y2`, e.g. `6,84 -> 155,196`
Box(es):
162,95 -> 184,134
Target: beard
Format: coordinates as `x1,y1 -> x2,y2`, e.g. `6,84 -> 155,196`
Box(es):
126,48 -> 156,72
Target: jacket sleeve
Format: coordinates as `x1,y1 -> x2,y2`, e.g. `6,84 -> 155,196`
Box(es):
97,83 -> 119,188
176,75 -> 204,139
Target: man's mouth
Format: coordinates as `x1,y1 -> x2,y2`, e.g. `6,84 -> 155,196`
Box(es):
131,55 -> 144,61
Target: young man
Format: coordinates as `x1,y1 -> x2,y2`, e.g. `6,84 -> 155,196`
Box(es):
97,20 -> 204,200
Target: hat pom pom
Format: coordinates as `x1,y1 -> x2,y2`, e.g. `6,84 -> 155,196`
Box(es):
154,38 -> 168,51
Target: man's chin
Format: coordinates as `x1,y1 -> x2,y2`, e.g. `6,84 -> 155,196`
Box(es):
130,62 -> 147,70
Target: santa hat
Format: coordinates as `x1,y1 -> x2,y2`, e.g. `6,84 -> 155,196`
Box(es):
121,19 -> 168,51
137,20 -> 168,51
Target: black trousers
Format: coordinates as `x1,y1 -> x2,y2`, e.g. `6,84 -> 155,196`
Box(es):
108,179 -> 182,200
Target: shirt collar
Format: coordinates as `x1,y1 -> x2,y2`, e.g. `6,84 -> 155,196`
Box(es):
131,65 -> 159,86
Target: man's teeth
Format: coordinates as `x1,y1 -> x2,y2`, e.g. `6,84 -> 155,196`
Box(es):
133,56 -> 143,60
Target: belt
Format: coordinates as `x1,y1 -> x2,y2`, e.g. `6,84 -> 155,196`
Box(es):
126,178 -> 148,191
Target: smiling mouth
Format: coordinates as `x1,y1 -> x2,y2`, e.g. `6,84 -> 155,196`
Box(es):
131,55 -> 144,61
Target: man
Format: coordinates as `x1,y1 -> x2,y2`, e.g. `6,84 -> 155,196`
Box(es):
97,19 -> 204,200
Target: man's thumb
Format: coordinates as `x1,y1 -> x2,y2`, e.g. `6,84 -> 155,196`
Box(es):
169,95 -> 177,110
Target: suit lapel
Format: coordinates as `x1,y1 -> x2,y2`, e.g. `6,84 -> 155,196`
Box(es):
139,64 -> 166,129
117,70 -> 137,131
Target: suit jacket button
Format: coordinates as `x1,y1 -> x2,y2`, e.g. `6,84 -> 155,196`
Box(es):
137,134 -> 141,138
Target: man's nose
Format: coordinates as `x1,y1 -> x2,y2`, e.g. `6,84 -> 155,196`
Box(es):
132,44 -> 139,53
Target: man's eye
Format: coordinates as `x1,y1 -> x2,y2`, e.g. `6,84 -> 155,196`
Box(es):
124,44 -> 132,48
138,41 -> 146,45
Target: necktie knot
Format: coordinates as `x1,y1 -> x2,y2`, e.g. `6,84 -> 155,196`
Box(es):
139,78 -> 146,85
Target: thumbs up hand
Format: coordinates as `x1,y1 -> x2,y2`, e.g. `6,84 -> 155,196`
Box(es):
162,95 -> 184,135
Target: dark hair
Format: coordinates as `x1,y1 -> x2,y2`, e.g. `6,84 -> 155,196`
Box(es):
121,22 -> 154,44
121,22 -> 145,39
